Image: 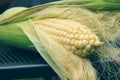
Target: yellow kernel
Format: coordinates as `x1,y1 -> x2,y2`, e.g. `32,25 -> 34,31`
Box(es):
94,40 -> 101,46
78,41 -> 83,49
59,31 -> 63,36
74,50 -> 82,56
84,35 -> 89,40
53,29 -> 57,35
79,34 -> 84,40
75,40 -> 80,47
71,46 -> 76,52
89,39 -> 95,45
86,29 -> 91,34
85,45 -> 91,51
63,28 -> 68,32
82,49 -> 88,56
71,39 -> 75,45
95,36 -> 99,40
78,31 -> 82,34
65,38 -> 71,45
75,34 -> 79,39
83,30 -> 88,34
63,38 -> 67,43
75,49 -> 85,56
66,34 -> 70,38
69,29 -> 73,33
55,25 -> 59,29
54,36 -> 59,40
60,37 -> 64,42
78,50 -> 83,54
73,26 -> 80,30
82,40 -> 88,47
80,28 -> 84,32
72,30 -> 78,34
58,37 -> 63,42
69,34 -> 74,39
89,34 -> 96,39
63,32 -> 67,37
74,51 -> 79,55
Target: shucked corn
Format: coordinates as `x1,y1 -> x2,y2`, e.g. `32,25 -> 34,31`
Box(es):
33,18 -> 102,57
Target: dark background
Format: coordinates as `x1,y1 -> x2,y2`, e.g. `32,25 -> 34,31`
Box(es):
0,0 -> 58,14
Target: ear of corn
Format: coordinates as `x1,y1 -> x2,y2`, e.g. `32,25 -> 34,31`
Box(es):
17,20 -> 97,80
33,18 -> 102,57
0,0 -> 120,80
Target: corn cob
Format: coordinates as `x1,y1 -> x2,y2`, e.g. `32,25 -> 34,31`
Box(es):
33,18 -> 102,57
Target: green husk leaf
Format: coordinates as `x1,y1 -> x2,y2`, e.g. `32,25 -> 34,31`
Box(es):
0,4 -> 50,24
0,23 -> 36,52
59,0 -> 120,10
0,0 -> 120,24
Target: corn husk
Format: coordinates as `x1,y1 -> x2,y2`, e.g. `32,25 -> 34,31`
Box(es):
0,0 -> 120,80
0,0 -> 120,24
17,20 -> 97,80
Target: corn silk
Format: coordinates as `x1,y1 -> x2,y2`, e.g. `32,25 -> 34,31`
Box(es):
0,0 -> 120,80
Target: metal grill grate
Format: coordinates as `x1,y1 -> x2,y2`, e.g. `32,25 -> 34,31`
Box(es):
0,41 -> 46,66
0,41 -> 57,79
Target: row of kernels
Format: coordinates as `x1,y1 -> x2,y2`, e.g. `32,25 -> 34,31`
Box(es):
50,34 -> 90,55
44,27 -> 101,56
35,19 -> 97,41
50,33 -> 91,50
43,18 -> 92,35
73,49 -> 89,57
46,18 -> 81,29
34,18 -> 102,57
37,19 -> 70,33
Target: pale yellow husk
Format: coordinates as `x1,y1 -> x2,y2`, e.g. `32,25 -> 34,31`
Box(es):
17,20 -> 97,80
16,5 -> 120,80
